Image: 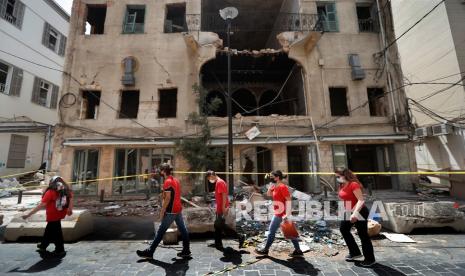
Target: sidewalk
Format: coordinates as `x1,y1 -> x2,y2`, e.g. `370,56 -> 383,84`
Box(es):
1,233 -> 465,276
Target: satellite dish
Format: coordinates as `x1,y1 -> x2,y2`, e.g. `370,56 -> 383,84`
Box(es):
219,7 -> 239,20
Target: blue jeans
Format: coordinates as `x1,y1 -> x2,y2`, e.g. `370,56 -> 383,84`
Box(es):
149,213 -> 190,253
264,215 -> 300,251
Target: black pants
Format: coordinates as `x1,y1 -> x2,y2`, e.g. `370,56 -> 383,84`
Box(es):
214,214 -> 243,247
340,206 -> 375,262
40,220 -> 65,253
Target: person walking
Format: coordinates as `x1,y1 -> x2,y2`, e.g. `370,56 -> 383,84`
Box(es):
137,163 -> 191,259
206,170 -> 244,250
255,170 -> 303,257
336,168 -> 376,267
22,176 -> 73,258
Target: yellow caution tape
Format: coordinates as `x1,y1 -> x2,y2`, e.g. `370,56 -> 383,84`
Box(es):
0,170 -> 39,179
1,170 -> 464,192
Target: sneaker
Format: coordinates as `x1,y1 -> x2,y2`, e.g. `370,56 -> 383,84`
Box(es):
360,260 -> 376,267
345,254 -> 363,261
36,244 -> 46,253
136,249 -> 153,259
177,250 -> 192,258
289,249 -> 304,258
255,248 -> 269,255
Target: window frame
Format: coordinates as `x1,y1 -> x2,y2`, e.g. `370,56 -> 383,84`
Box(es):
329,87 -> 350,117
122,5 -> 146,34
0,61 -> 12,95
72,148 -> 100,195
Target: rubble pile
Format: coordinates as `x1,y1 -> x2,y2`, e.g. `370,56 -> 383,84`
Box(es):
0,178 -> 22,198
75,197 -> 161,217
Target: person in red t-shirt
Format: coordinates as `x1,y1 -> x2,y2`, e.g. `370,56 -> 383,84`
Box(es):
206,170 -> 245,250
137,163 -> 191,259
255,170 -> 303,258
22,176 -> 73,258
336,168 -> 376,267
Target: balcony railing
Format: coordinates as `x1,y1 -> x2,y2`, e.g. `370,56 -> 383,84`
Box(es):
358,18 -> 378,33
186,12 -> 322,33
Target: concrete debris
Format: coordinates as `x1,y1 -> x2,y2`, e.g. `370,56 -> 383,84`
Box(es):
0,178 -> 21,190
104,205 -> 121,210
75,198 -> 161,217
381,232 -> 416,243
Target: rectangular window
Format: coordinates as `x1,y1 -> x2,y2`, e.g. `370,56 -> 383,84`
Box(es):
357,4 -> 379,33
72,149 -> 99,195
114,148 -> 174,195
0,61 -> 11,94
367,87 -> 387,116
42,22 -> 67,56
81,90 -> 101,119
158,88 -> 178,118
119,90 -> 139,119
329,87 -> 349,116
31,77 -> 59,109
317,2 -> 338,32
7,134 -> 28,168
165,3 -> 187,33
85,5 -> 107,35
1,0 -> 25,28
0,60 -> 23,96
123,5 -> 145,34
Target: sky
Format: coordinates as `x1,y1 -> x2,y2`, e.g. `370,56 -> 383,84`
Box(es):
54,0 -> 73,15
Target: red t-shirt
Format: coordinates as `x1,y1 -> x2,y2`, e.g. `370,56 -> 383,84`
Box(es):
163,176 -> 182,213
42,189 -> 69,222
271,183 -> 290,217
215,178 -> 229,215
338,181 -> 363,210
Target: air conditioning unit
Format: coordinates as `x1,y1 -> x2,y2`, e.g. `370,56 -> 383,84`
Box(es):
348,54 -> 366,80
415,127 -> 432,138
431,124 -> 452,136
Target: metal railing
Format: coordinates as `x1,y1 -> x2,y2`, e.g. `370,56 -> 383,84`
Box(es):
358,18 -> 378,33
2,13 -> 16,25
186,12 -> 322,33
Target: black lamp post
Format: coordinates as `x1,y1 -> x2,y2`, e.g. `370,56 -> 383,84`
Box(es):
220,7 -> 238,196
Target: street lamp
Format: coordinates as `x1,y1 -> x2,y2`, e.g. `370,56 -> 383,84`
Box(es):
219,7 -> 238,196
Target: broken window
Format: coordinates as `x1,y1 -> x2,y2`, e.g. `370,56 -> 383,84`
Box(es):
357,4 -> 378,32
158,88 -> 177,118
367,87 -> 387,117
1,0 -> 25,28
329,87 -> 349,116
317,2 -> 338,32
0,61 -> 10,94
165,3 -> 187,33
72,149 -> 99,195
204,90 -> 226,117
85,5 -> 107,35
7,134 -> 28,168
81,91 -> 101,119
240,147 -> 272,186
123,5 -> 145,34
232,89 -> 257,116
114,148 -> 174,195
119,90 -> 139,119
31,77 -> 59,109
42,22 -> 67,56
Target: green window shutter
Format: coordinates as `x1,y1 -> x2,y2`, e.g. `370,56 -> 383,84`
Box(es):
9,66 -> 23,97
42,22 -> 51,46
31,77 -> 40,104
50,84 -> 59,109
58,35 -> 67,56
326,3 -> 339,32
13,0 -> 25,28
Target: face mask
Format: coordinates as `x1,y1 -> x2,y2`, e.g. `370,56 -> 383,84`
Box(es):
209,179 -> 216,184
336,177 -> 345,184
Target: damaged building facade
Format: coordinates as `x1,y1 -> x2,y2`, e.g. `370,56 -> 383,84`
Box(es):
52,0 -> 416,196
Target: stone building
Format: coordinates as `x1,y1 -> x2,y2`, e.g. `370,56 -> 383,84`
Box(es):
52,0 -> 416,196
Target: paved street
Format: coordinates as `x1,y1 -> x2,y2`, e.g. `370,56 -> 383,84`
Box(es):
1,233 -> 465,276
